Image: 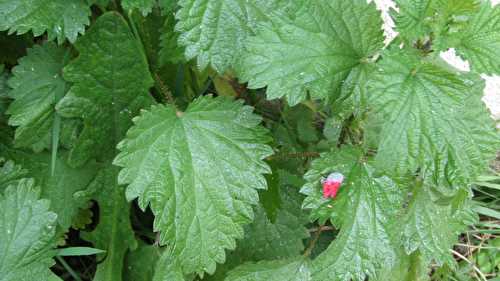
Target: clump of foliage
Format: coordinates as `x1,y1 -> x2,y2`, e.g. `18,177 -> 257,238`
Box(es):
0,0 -> 499,280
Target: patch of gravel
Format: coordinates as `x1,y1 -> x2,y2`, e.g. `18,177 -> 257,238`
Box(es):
369,0 -> 500,126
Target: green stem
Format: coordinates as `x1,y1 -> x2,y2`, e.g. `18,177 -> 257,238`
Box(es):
95,3 -> 107,13
303,224 -> 324,257
189,68 -> 200,95
175,64 -> 186,100
51,48 -> 72,176
50,116 -> 61,176
110,0 -> 119,11
302,100 -> 328,119
153,72 -> 177,109
267,152 -> 320,161
127,10 -> 150,69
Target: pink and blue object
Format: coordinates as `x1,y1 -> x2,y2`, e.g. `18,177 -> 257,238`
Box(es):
321,172 -> 344,199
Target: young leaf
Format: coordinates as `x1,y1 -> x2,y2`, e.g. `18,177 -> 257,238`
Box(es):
369,48 -> 500,187
236,0 -> 384,105
122,0 -> 156,15
401,184 -> 472,266
6,42 -> 69,151
0,179 -> 57,281
175,0 -> 299,72
56,12 -> 155,167
225,257 -> 312,281
80,166 -> 138,281
451,1 -> 500,75
304,149 -> 406,281
0,0 -> 91,43
114,96 -> 273,276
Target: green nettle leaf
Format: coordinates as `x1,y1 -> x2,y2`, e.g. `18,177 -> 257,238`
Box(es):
4,150 -> 99,229
48,273 -> 64,281
369,48 -> 500,187
159,12 -> 185,66
114,96 -> 273,276
0,64 -> 9,117
0,158 -> 28,189
0,0 -> 91,43
158,0 -> 177,13
335,63 -> 375,117
0,179 -> 57,281
451,1 -> 500,75
237,184 -> 309,261
236,0 -> 384,105
124,243 -> 162,281
153,251 -> 186,281
88,0 -> 110,8
80,166 -> 138,281
372,252 -> 429,281
393,0 -> 480,42
392,0 -> 435,42
175,0 -> 299,72
6,42 -> 69,151
433,0 -> 480,15
301,146 -> 362,224
207,172 -> 309,281
122,0 -> 156,15
1,0 -> 499,278
225,257 -> 312,281
401,184 -> 471,266
56,12 -> 154,167
260,167 -> 281,223
302,148 -> 406,281
131,7 -> 165,71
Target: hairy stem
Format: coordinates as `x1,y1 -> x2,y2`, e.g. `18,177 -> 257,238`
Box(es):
303,224 -> 325,257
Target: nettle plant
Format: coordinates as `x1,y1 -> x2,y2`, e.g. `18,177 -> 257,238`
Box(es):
0,0 -> 499,280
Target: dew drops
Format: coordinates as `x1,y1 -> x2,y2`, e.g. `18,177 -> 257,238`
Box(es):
120,109 -> 131,115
